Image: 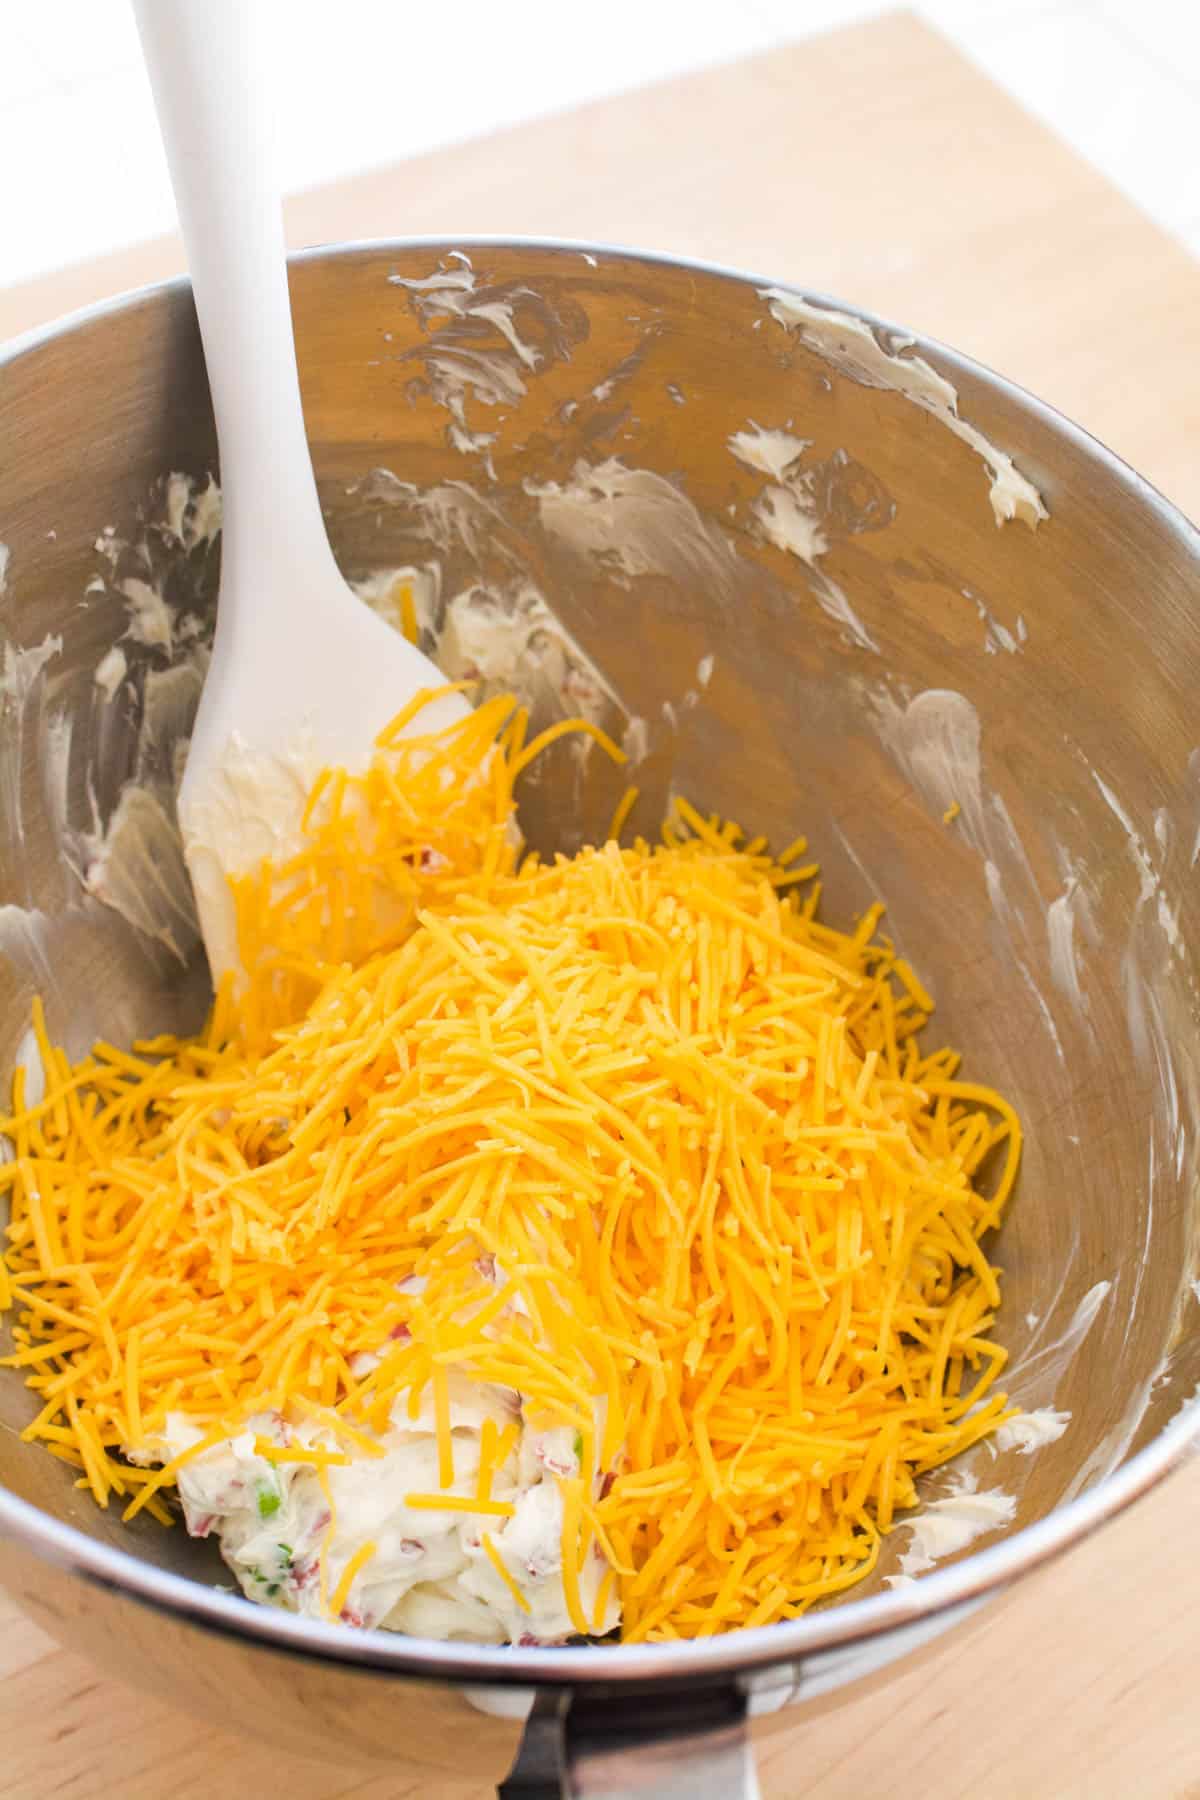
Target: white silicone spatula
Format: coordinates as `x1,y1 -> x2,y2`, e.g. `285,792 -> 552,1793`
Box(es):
133,0 -> 468,982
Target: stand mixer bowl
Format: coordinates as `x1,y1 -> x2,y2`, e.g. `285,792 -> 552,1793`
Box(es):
0,240 -> 1197,1796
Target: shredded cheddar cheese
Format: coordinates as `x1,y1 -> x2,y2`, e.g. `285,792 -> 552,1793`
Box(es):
482,1532 -> 531,1615
0,687 -> 1021,1641
329,1538 -> 378,1619
405,1493 -> 516,1518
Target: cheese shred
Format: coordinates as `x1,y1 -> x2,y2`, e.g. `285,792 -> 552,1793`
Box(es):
0,685 -> 1021,1642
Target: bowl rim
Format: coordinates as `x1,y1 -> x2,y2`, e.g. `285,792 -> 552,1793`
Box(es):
2,233 -> 1198,1689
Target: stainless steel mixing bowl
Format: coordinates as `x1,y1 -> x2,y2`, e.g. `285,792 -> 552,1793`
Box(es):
1,240 -> 1198,1798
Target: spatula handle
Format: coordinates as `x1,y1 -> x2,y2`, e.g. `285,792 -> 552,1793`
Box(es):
132,0 -> 336,601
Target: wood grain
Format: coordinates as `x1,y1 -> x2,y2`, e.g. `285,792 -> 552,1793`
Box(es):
2,11 -> 1199,1796
2,1461 -> 1199,1798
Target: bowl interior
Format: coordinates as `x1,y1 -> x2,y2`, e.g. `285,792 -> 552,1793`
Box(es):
1,241 -> 1198,1611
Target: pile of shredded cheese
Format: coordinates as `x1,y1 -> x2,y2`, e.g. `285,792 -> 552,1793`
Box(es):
0,689 -> 1020,1642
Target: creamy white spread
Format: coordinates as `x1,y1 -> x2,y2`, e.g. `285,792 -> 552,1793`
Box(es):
992,1407 -> 1071,1454
178,728 -> 336,984
763,289 -> 1048,529
93,645 -> 128,701
728,424 -> 810,482
885,1471 -> 1016,1585
147,1377 -> 618,1644
753,484 -> 828,564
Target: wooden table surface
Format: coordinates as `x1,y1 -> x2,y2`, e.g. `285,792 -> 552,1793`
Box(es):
3,11 -> 1200,1796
